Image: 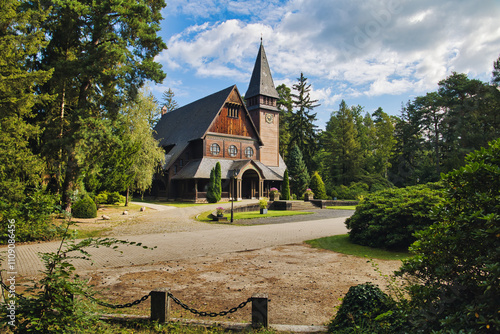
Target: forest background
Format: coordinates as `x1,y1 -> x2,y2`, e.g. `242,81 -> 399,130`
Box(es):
1,0 -> 499,241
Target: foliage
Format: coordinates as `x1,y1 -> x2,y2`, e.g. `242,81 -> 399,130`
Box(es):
27,0 -> 167,209
269,187 -> 280,195
329,283 -> 399,333
288,144 -> 309,196
94,193 -> 108,207
259,198 -> 268,209
389,71 -> 500,186
276,84 -> 293,159
216,207 -> 224,216
397,139 -> 500,333
161,88 -> 179,113
322,101 -> 362,186
288,73 -> 320,172
309,172 -> 327,199
106,192 -> 125,205
206,163 -> 221,203
281,169 -> 291,200
346,183 -> 444,250
0,0 -> 54,240
332,182 -> 369,200
71,194 -> 97,219
0,219 -> 155,333
0,187 -> 60,244
214,162 -> 222,202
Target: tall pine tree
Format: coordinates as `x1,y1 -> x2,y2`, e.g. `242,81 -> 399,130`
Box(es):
289,73 -> 320,172
30,0 -> 167,209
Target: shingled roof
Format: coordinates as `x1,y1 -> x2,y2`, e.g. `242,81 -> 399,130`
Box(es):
245,42 -> 279,100
154,85 -> 234,147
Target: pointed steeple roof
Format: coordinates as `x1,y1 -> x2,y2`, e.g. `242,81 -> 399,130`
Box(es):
245,42 -> 279,99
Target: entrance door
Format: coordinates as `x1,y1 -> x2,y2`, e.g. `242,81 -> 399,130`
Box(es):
241,169 -> 260,199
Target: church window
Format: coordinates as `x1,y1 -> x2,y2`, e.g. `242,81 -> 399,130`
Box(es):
210,143 -> 220,156
228,145 -> 238,157
245,147 -> 254,158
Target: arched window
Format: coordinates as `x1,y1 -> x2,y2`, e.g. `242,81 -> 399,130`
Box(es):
228,145 -> 238,157
210,143 -> 220,156
245,146 -> 254,158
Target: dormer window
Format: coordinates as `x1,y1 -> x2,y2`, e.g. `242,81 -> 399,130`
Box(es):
227,103 -> 239,118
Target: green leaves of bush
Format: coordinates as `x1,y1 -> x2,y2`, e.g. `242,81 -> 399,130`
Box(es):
397,139 -> 500,333
72,195 -> 97,218
345,183 -> 444,250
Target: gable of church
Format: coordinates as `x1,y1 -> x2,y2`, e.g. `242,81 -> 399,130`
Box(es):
207,88 -> 259,139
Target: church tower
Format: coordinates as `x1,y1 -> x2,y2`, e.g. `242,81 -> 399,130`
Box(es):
245,41 -> 280,167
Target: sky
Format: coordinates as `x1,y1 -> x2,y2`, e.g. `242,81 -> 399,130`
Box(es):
152,0 -> 500,129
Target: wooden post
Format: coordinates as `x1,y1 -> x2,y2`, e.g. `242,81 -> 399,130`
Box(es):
251,293 -> 268,328
150,288 -> 170,323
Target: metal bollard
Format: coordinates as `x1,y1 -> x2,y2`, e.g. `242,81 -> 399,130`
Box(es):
251,293 -> 268,328
150,288 -> 170,323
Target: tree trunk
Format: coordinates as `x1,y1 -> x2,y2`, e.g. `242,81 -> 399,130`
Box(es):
125,187 -> 129,206
62,151 -> 79,212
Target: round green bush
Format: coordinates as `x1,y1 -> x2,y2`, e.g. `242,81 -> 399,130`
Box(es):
346,183 -> 444,250
329,282 -> 390,332
72,195 -> 97,218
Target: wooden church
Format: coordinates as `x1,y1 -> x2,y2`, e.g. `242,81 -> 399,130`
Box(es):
153,43 -> 286,202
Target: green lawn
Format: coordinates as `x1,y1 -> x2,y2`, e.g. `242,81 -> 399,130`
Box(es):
326,205 -> 357,210
305,234 -> 411,260
197,210 -> 313,222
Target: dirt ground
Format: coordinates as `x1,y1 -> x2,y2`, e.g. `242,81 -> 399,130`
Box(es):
83,243 -> 401,326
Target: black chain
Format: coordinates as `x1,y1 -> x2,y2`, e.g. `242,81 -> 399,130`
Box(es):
84,292 -> 151,309
0,280 -> 28,300
168,292 -> 251,317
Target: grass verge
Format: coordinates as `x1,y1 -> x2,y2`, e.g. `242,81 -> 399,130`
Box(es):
197,210 -> 313,222
326,205 -> 357,210
305,234 -> 411,260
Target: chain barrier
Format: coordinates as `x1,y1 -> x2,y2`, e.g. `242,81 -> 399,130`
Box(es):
0,280 -> 27,300
84,291 -> 151,309
2,279 -> 250,317
168,292 -> 251,317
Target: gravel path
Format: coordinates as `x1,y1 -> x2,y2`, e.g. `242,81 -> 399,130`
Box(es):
1,202 -> 354,277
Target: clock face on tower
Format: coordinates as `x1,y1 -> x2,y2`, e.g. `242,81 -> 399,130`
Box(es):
265,113 -> 274,124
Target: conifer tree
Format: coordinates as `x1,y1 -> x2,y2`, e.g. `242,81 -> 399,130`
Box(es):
309,172 -> 327,199
288,145 -> 309,197
207,168 -> 217,203
29,0 -> 167,209
281,169 -> 291,200
289,73 -> 320,172
214,162 -> 222,202
0,1 -> 52,204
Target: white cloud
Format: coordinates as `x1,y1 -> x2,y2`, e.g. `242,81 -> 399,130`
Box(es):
158,0 -> 500,114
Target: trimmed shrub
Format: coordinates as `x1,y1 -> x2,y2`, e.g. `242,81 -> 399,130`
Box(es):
282,169 -> 290,200
72,195 -> 97,218
309,172 -> 327,199
346,183 -> 444,250
329,283 -> 391,333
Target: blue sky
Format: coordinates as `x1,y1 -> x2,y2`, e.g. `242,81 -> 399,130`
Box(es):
151,0 -> 500,129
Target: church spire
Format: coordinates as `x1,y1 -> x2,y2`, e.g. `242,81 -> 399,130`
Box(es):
245,42 -> 279,102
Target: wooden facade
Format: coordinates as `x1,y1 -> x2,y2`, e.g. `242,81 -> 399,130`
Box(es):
152,43 -> 286,202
